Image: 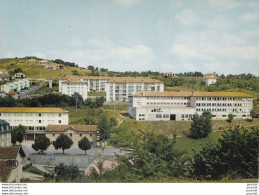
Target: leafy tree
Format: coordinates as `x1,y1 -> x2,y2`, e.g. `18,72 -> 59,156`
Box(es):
13,68 -> 23,73
250,109 -> 256,120
53,163 -> 82,181
71,92 -> 84,108
96,96 -> 105,107
190,111 -> 212,139
98,115 -> 111,147
11,130 -> 17,145
54,134 -> 73,154
72,70 -> 79,75
78,136 -> 91,155
12,125 -> 27,144
193,126 -> 259,180
32,136 -> 51,153
227,113 -> 234,123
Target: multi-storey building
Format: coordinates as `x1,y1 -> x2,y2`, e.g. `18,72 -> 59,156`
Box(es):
203,73 -> 217,86
0,79 -> 30,93
0,107 -> 69,140
46,125 -> 97,146
106,77 -> 164,102
0,119 -> 12,146
128,91 -> 253,121
60,80 -> 88,100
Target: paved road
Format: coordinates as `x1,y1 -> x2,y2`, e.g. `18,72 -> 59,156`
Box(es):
19,83 -> 44,99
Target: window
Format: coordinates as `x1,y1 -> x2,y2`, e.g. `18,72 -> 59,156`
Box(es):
90,132 -> 93,137
39,113 -> 41,117
80,133 -> 82,137
59,114 -> 61,117
70,133 -> 72,137
58,120 -> 61,124
39,120 -> 41,123
52,133 -> 55,136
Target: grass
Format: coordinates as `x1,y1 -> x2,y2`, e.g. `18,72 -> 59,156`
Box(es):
88,92 -> 106,97
23,164 -> 45,176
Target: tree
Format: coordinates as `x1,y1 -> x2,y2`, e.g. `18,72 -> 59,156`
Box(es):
32,136 -> 51,153
12,125 -> 27,145
11,130 -> 17,145
190,111 -> 212,139
53,163 -> 82,181
98,116 -> 111,147
54,134 -> 73,154
250,109 -> 256,120
71,92 -> 84,108
227,113 -> 234,123
78,136 -> 91,155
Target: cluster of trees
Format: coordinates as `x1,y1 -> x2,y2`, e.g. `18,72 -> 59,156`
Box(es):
11,125 -> 27,145
83,126 -> 258,182
177,72 -> 203,77
0,93 -> 105,108
161,77 -> 184,87
52,59 -> 78,67
190,111 -> 212,139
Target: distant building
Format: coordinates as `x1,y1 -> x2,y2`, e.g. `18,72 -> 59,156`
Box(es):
60,79 -> 88,100
0,120 -> 12,147
128,91 -> 253,121
0,107 -> 69,140
163,72 -> 176,78
46,125 -> 98,146
204,73 -> 217,86
0,69 -> 9,81
40,59 -> 48,65
45,64 -> 64,70
106,77 -> 164,102
7,91 -> 18,99
0,79 -> 30,93
14,72 -> 26,79
0,146 -> 26,182
28,59 -> 37,64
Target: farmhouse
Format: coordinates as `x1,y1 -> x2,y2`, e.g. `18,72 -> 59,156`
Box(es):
203,73 -> 217,86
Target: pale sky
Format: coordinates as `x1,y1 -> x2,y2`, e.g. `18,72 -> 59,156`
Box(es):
0,0 -> 259,75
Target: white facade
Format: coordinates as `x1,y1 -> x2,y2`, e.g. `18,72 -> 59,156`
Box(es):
0,79 -> 30,93
128,91 -> 253,121
106,78 -> 164,102
203,73 -> 217,86
60,81 -> 88,100
0,107 -> 69,140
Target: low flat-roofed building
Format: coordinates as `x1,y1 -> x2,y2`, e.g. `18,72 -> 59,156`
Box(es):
128,91 -> 253,121
0,79 -> 30,93
0,69 -> 9,81
0,146 -> 26,183
46,125 -> 97,146
0,107 -> 69,140
203,73 -> 217,86
14,72 -> 26,79
0,120 -> 12,147
106,77 -> 164,102
163,72 -> 176,78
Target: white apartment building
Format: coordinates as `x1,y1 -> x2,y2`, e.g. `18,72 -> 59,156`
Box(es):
60,80 -> 88,100
0,119 -> 12,146
128,91 -> 253,121
106,77 -> 164,102
0,107 -> 69,140
203,73 -> 217,86
0,79 -> 30,93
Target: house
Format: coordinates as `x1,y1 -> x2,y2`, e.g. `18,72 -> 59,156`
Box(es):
0,69 -> 9,81
7,91 -> 18,99
40,59 -> 48,65
0,107 -> 69,140
163,72 -> 176,78
128,91 -> 253,121
28,59 -> 37,64
14,72 -> 26,79
105,77 -> 164,102
0,120 -> 12,147
60,79 -> 88,100
203,73 -> 217,86
45,64 -> 64,70
0,146 -> 26,182
45,125 -> 98,146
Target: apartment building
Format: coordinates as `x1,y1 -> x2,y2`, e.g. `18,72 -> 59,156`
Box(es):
203,73 -> 217,86
163,72 -> 176,78
0,69 -> 9,81
0,119 -> 12,146
46,125 -> 97,146
0,79 -> 30,93
0,107 -> 69,140
106,77 -> 164,102
14,72 -> 26,79
60,80 -> 88,100
128,91 -> 253,121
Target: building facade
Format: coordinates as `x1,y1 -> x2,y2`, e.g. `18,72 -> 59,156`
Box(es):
46,125 -> 97,146
0,120 -> 12,147
14,72 -> 26,79
60,80 -> 88,100
106,77 -> 164,102
203,73 -> 217,86
0,69 -> 9,81
0,107 -> 69,140
128,91 -> 253,121
163,72 -> 176,78
0,79 -> 30,93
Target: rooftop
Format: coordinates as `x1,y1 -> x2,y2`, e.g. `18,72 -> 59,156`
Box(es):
193,92 -> 252,98
0,146 -> 26,159
107,77 -> 163,83
132,91 -> 192,97
0,107 -> 69,113
46,125 -> 97,132
0,161 -> 12,182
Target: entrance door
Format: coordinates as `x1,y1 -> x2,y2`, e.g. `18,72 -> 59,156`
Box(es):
170,114 -> 176,120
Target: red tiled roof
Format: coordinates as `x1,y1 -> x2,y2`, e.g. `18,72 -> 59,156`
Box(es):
46,125 -> 98,132
0,161 -> 12,182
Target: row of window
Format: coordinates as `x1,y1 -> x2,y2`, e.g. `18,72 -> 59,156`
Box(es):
0,113 -> 62,117
196,103 -> 248,107
147,102 -> 189,106
52,132 -> 93,137
196,97 -> 251,101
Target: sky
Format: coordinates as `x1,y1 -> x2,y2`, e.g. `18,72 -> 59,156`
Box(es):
0,0 -> 258,75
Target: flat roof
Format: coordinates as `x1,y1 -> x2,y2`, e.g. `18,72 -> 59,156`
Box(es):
131,91 -> 252,98
107,77 -> 163,83
0,107 -> 69,113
